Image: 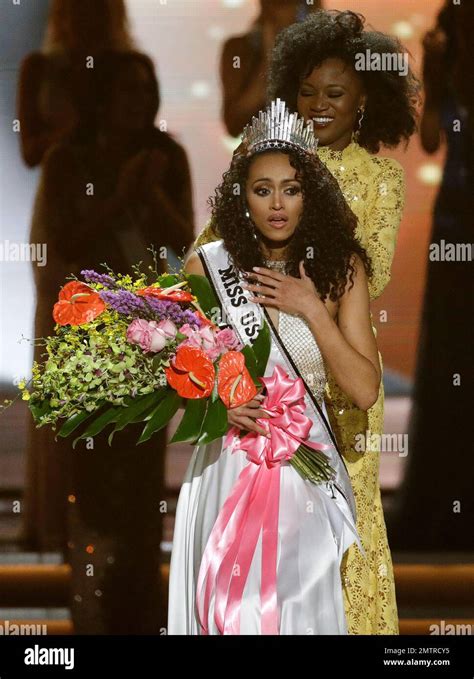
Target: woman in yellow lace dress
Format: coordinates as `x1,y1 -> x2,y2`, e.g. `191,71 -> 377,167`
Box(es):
196,11 -> 419,634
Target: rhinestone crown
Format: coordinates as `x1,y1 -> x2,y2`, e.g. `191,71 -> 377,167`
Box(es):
239,98 -> 319,157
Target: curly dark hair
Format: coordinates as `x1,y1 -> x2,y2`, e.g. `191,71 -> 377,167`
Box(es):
208,147 -> 372,302
268,10 -> 420,153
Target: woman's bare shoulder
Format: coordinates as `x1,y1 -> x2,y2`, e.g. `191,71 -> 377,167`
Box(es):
184,250 -> 205,276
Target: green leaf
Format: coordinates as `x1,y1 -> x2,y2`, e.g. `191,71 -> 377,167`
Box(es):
107,390 -> 166,445
187,274 -> 219,315
57,409 -> 95,439
252,321 -> 271,376
210,377 -> 219,403
72,406 -> 120,449
158,273 -> 180,287
241,345 -> 260,386
29,399 -> 52,421
198,398 -> 228,445
129,391 -> 167,423
151,355 -> 162,373
137,391 -> 182,444
170,398 -> 207,444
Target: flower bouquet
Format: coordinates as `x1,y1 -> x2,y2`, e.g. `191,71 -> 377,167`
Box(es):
14,263 -> 269,449
10,260 -> 336,485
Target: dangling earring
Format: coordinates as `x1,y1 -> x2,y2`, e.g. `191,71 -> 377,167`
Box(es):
244,208 -> 258,241
352,107 -> 365,143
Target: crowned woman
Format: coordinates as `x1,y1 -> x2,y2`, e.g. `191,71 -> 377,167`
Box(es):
167,99 -> 384,635
195,9 -> 420,635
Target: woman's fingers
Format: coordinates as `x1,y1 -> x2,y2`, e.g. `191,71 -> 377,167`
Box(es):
235,416 -> 269,438
227,391 -> 270,433
232,395 -> 264,410
236,406 -> 269,419
250,270 -> 281,282
245,397 -> 265,408
228,397 -> 271,437
242,282 -> 278,297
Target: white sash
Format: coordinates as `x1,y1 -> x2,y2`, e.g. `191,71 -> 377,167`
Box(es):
196,239 -> 357,523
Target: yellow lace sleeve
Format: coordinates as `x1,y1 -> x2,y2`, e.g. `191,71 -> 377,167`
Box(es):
359,158 -> 405,300
194,217 -> 221,249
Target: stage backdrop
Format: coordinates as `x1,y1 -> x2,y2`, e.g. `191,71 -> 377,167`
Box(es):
0,0 -> 441,386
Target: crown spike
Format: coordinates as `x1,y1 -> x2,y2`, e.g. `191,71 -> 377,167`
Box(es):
240,98 -> 319,157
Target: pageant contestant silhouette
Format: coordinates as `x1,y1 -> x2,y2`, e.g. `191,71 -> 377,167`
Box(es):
18,0 -> 194,633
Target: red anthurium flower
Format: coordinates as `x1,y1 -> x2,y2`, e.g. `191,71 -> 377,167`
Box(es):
217,351 -> 257,408
53,281 -> 106,326
137,286 -> 194,303
166,346 -> 215,399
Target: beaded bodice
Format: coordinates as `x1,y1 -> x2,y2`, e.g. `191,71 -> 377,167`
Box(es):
263,259 -> 326,404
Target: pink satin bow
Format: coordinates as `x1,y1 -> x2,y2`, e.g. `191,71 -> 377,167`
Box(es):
196,365 -> 330,635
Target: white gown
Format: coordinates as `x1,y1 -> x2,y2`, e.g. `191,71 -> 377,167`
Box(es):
167,310 -> 361,635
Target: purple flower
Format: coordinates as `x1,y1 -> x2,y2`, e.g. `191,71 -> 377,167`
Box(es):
141,297 -> 203,327
99,288 -> 204,327
81,270 -> 117,288
100,289 -> 148,316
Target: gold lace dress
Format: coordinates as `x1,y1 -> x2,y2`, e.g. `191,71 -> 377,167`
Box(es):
194,141 -> 405,634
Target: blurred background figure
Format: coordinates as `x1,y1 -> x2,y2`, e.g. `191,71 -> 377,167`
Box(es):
387,0 -> 473,550
18,0 -> 134,168
17,0 -> 194,633
221,0 -> 322,137
17,0 -> 134,556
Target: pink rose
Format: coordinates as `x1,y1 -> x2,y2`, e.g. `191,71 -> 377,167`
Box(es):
157,319 -> 177,338
178,323 -> 195,338
215,327 -> 243,352
126,318 -> 167,353
126,319 -> 151,350
199,326 -> 220,359
177,323 -> 202,352
147,321 -> 169,352
177,324 -> 221,361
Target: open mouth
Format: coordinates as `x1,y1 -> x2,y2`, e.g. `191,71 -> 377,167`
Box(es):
267,215 -> 288,229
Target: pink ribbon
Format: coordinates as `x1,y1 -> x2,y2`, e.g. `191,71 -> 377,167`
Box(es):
196,365 -> 330,635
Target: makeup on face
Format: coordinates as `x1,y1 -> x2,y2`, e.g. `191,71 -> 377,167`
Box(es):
245,152 -> 303,245
296,57 -> 365,150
